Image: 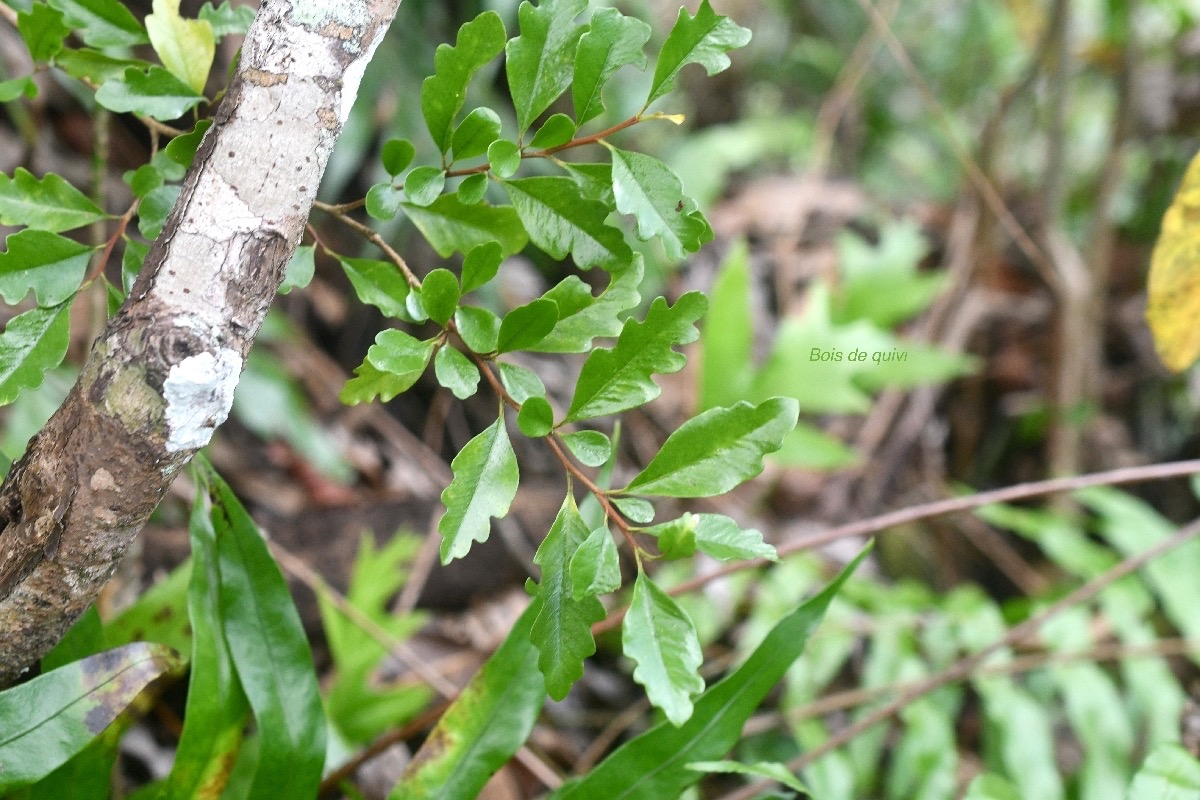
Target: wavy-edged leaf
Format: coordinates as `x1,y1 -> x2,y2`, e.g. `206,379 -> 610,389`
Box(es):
422,11 -> 506,153
341,360 -> 414,405
0,301 -> 71,406
145,0 -> 215,94
402,195 -> 528,258
623,571 -> 704,725
391,598 -> 545,799
498,297 -> 558,353
505,0 -> 587,133
0,168 -> 106,233
504,176 -> 631,269
46,0 -> 148,48
624,398 -> 798,498
566,292 -> 706,422
365,329 -> 435,393
208,472 -> 326,800
535,256 -> 643,353
573,7 -> 650,124
549,545 -> 870,800
160,487 -> 248,800
197,1 -> 254,38
439,415 -> 519,563
95,64 -> 204,120
646,0 -> 751,108
0,643 -> 183,792
19,3 -> 71,61
339,256 -> 412,320
0,229 -> 92,306
609,146 -> 710,261
569,525 -> 620,598
53,47 -> 145,84
532,496 -> 605,699
434,345 -> 480,400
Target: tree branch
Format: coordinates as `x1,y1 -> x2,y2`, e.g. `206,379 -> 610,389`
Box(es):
0,0 -> 402,686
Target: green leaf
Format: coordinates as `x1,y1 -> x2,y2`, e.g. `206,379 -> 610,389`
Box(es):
365,182 -> 403,221
1128,744 -> 1200,799
0,76 -> 37,102
609,146 -> 710,261
366,329 -> 435,391
455,305 -> 502,353
624,398 -> 798,498
422,10 -> 507,153
457,173 -> 489,205
136,183 -> 180,239
439,415 -> 519,563
643,513 -> 696,559
95,65 -> 204,120
964,773 -> 1022,800
505,0 -> 587,133
487,139 -> 522,179
573,7 -> 650,124
381,138 -> 415,176
41,606 -> 106,671
163,119 -> 211,167
623,571 -> 704,725
279,244 -> 314,295
698,238 -> 753,410
612,496 -> 654,523
207,473 -> 326,800
452,107 -> 502,161
19,3 -> 71,61
833,221 -> 944,327
0,229 -> 92,306
687,761 -> 810,794
160,488 -> 249,800
402,194 -> 528,258
504,176 -> 632,270
688,514 -> 775,561
535,256 -> 643,353
517,395 -> 554,437
197,1 -> 255,38
340,360 -> 416,405
529,113 -> 576,149
104,559 -> 193,655
0,301 -> 71,406
434,345 -> 480,400
566,292 -> 706,422
498,297 -> 558,353
498,361 -> 545,402
561,429 -> 611,467
531,496 -> 605,699
569,525 -> 620,598
145,0 -> 215,94
0,168 -> 106,233
421,268 -> 461,325
339,256 -> 411,319
390,599 -> 545,799
46,0 -> 148,47
0,643 -> 183,793
549,546 -> 870,800
462,241 -> 503,293
52,48 -> 145,84
405,166 -> 446,207
560,161 -> 614,205
125,163 -> 163,199
646,0 -> 751,108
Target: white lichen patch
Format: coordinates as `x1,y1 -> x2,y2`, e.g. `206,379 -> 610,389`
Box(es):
162,349 -> 243,452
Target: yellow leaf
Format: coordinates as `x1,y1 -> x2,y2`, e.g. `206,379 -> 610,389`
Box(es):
145,0 -> 215,96
1146,151 -> 1200,371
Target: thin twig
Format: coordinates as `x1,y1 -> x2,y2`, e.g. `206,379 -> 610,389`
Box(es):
312,200 -> 420,287
594,459 -> 1200,634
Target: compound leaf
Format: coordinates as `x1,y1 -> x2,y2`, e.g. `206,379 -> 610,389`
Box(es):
531,496 -> 605,699
535,256 -> 643,353
439,415 -> 519,563
646,0 -> 751,108
566,292 -> 706,422
624,398 -> 798,498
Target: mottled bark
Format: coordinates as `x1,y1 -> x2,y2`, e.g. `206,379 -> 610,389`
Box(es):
0,0 -> 401,685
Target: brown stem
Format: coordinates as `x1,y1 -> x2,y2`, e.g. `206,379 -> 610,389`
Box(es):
312,200 -> 420,288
